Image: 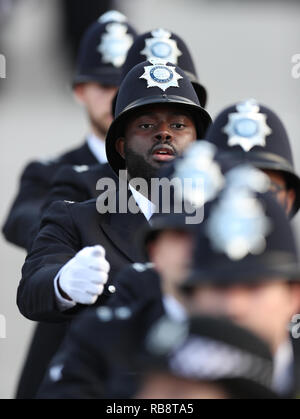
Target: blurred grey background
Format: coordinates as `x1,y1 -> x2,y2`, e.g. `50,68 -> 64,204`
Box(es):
0,0 -> 299,398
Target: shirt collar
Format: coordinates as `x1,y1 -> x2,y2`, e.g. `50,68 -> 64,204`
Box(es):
86,134 -> 107,164
162,295 -> 187,322
129,184 -> 156,221
272,339 -> 294,394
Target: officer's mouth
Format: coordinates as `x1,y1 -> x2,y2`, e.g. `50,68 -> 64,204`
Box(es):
151,144 -> 177,163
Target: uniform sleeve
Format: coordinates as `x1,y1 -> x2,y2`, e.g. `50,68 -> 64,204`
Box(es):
2,161 -> 59,251
17,200 -> 82,322
42,166 -> 91,215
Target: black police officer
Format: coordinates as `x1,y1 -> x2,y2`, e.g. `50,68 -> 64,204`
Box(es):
18,59 -> 211,320
16,59 -> 212,398
39,27 -> 209,221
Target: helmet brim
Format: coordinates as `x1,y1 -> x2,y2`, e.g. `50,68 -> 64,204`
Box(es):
180,255 -> 300,294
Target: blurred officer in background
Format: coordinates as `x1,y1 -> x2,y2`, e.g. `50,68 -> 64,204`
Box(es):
205,98 -> 300,217
133,315 -> 277,399
179,168 -> 300,397
16,59 -> 211,398
2,10 -> 137,252
11,10 -> 137,399
37,311 -> 277,399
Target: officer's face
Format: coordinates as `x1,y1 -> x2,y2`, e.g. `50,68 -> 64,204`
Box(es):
187,280 -> 300,353
135,373 -> 229,399
147,230 -> 194,299
264,170 -> 296,215
115,104 -> 197,180
74,82 -> 118,137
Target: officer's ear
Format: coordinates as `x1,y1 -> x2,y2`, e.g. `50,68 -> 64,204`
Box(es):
289,282 -> 300,313
73,84 -> 87,105
115,138 -> 125,159
286,188 -> 296,216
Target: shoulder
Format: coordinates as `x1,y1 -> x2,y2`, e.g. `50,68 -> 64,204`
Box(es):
21,143 -> 94,178
20,159 -> 63,181
113,263 -> 161,297
57,142 -> 92,163
114,262 -> 157,284
56,162 -> 115,180
41,198 -> 98,224
69,304 -> 137,348
78,304 -> 134,326
54,198 -> 98,213
50,164 -> 93,186
19,148 -> 79,181
117,262 -> 157,277
51,163 -> 116,185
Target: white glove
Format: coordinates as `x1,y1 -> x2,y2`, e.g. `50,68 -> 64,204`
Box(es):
58,245 -> 110,305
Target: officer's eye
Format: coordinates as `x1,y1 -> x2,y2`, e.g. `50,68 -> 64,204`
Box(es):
139,123 -> 154,129
171,123 -> 185,129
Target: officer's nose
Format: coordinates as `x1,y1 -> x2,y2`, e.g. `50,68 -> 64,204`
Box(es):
154,123 -> 173,142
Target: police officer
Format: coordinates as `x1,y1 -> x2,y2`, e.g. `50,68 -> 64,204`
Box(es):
204,98 -> 300,217
133,315 -> 277,399
39,27 -> 208,218
179,169 -> 300,397
37,300 -> 160,399
12,11 -> 137,399
37,311 -> 277,399
18,59 -> 211,320
2,10 -> 137,251
17,59 -> 211,397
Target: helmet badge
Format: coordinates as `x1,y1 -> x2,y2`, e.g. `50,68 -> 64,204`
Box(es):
98,22 -> 134,68
140,58 -> 183,92
223,99 -> 272,152
140,28 -> 182,64
206,166 -> 272,260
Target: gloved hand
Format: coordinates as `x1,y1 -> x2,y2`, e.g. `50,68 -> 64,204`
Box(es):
58,245 -> 110,305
